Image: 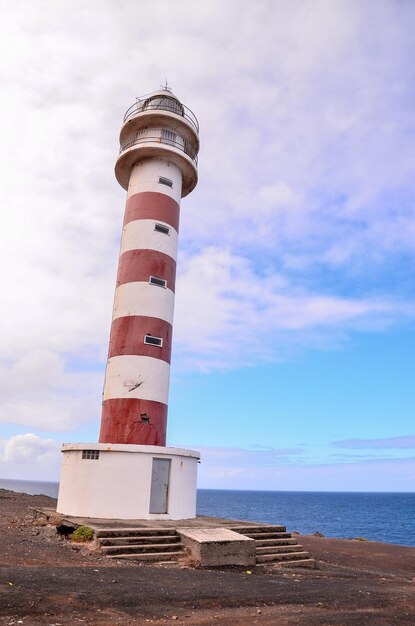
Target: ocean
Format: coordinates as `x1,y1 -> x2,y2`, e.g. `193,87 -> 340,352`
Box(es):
1,478 -> 414,547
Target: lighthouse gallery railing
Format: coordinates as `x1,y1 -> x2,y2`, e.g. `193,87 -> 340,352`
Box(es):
119,129 -> 198,166
123,99 -> 199,133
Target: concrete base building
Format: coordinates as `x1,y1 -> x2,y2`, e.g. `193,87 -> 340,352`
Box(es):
57,443 -> 199,520
57,88 -> 200,520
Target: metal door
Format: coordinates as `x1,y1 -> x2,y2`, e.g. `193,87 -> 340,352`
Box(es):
149,458 -> 171,514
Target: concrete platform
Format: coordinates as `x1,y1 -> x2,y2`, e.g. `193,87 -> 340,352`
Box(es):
29,508 -> 315,568
29,508 -> 261,530
178,527 -> 256,566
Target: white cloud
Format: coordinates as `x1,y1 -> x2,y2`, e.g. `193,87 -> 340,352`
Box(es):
333,435 -> 415,450
174,247 -> 406,370
195,445 -> 415,491
0,350 -> 102,430
2,433 -> 58,463
0,433 -> 61,480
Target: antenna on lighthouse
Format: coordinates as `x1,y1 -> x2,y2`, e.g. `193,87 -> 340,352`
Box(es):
161,79 -> 172,92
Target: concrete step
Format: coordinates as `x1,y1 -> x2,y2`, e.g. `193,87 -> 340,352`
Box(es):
229,525 -> 286,534
106,550 -> 183,562
101,542 -> 183,555
256,544 -> 303,555
255,538 -> 297,547
278,558 -> 317,569
245,532 -> 292,540
95,528 -> 177,538
256,551 -> 310,564
99,535 -> 180,546
250,532 -> 291,541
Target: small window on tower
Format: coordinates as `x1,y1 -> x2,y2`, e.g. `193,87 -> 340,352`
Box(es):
149,275 -> 167,288
144,334 -> 163,347
159,176 -> 173,188
154,223 -> 170,235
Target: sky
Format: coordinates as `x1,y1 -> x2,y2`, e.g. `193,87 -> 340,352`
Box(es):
0,0 -> 414,491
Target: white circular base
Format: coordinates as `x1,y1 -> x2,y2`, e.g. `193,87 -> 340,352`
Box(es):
57,443 -> 200,520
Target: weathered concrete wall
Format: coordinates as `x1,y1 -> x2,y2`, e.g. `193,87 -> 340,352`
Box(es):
57,443 -> 199,520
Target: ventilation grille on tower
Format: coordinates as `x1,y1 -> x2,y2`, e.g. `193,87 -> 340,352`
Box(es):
82,450 -> 100,460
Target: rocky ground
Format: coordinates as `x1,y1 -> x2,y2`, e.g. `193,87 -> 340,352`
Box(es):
0,489 -> 414,625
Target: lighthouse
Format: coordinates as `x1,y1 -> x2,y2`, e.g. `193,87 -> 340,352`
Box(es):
99,87 -> 199,448
57,89 -> 201,520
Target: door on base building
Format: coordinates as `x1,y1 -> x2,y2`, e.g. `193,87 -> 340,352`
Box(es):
149,458 -> 171,514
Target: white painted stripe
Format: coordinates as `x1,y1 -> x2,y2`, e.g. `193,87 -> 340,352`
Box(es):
127,158 -> 182,204
103,355 -> 170,404
120,219 -> 178,259
113,282 -> 175,324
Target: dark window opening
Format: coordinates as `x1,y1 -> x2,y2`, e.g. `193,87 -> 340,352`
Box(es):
159,176 -> 173,188
149,275 -> 167,288
154,222 -> 170,235
144,334 -> 163,347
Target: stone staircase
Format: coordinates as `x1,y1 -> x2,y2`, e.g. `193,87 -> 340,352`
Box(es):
229,525 -> 316,568
95,527 -> 184,562
94,524 -> 315,568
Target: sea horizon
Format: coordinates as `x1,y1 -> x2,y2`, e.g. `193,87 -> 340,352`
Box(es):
1,477 -> 414,548
1,477 -> 413,495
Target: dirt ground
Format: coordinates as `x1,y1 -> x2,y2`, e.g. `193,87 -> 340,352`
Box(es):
0,489 -> 414,625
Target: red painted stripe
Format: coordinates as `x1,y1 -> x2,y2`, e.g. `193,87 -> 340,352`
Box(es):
117,249 -> 176,291
100,398 -> 167,446
108,316 -> 172,363
124,191 -> 180,232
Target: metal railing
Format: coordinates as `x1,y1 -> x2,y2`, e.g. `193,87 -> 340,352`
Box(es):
123,98 -> 199,133
119,128 -> 198,166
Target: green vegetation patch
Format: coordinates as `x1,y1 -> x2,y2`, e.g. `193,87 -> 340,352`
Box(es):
71,525 -> 94,542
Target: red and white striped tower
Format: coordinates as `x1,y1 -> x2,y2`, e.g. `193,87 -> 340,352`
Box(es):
57,89 -> 200,520
99,88 -> 199,447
